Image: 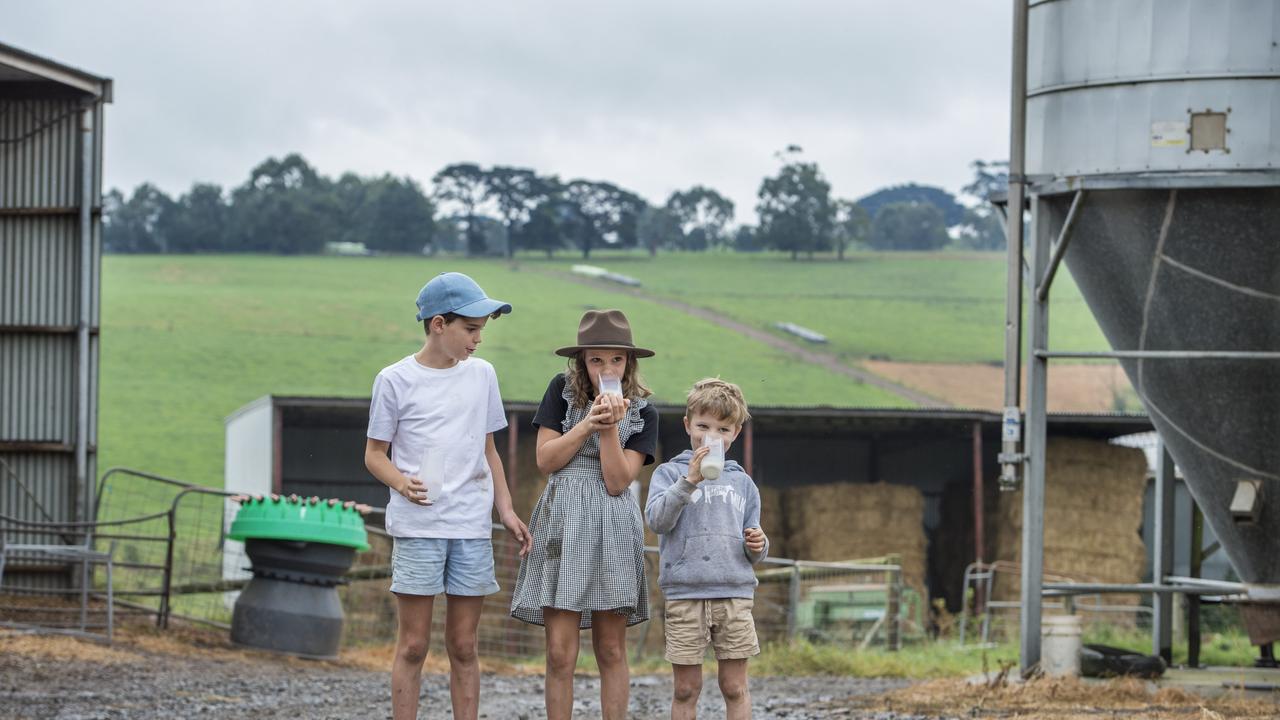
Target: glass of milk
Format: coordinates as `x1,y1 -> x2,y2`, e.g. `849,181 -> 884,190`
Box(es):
417,445 -> 445,504
700,434 -> 725,480
598,372 -> 623,397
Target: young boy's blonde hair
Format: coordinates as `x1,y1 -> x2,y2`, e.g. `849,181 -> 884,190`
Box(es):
686,378 -> 751,426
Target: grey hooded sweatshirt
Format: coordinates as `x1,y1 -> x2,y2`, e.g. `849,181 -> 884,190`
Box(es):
645,449 -> 770,600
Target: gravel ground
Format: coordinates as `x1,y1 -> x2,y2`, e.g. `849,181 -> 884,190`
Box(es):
1,632 -> 919,720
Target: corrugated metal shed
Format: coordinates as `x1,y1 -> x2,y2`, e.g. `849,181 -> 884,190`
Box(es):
0,43 -> 112,584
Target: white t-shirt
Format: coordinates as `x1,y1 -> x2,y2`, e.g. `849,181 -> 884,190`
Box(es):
367,355 -> 507,538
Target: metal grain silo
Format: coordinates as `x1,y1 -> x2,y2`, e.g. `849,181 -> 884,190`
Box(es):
0,43 -> 112,588
1005,0 -> 1280,672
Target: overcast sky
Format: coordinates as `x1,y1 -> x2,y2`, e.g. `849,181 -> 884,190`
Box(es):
5,1 -> 1012,220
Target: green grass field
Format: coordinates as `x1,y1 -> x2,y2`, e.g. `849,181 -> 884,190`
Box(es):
99,254 -> 905,484
99,251 -> 1111,486
523,250 -> 1110,364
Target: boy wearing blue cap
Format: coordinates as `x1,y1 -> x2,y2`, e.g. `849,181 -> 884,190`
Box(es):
365,272 -> 532,720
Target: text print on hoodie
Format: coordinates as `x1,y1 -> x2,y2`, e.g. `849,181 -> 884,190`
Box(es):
645,449 -> 770,601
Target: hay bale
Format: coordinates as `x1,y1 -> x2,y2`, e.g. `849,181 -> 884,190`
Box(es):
993,438 -> 1148,602
757,483 -> 787,558
783,482 -> 928,599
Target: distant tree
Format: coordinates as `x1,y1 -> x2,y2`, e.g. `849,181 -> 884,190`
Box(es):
356,175 -> 436,253
103,183 -> 173,253
636,205 -> 683,255
514,199 -> 565,256
961,159 -> 1009,202
666,186 -> 735,251
431,216 -> 464,254
954,159 -> 1009,251
432,163 -> 492,256
858,183 -> 964,227
564,180 -> 647,259
157,183 -> 227,253
230,154 -> 338,254
952,206 -> 1005,250
332,172 -> 369,245
486,167 -> 555,258
868,201 -> 949,251
756,151 -> 835,260
832,199 -> 870,260
731,224 -> 764,253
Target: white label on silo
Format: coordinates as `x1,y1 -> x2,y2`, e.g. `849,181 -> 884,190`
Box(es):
1002,407 -> 1021,442
1151,121 -> 1187,148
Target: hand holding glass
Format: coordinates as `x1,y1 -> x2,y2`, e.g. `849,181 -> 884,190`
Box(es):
700,435 -> 725,480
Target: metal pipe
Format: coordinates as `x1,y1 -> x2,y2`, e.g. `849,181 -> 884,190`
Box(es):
1037,350 -> 1280,360
1188,503 -> 1204,666
1001,0 -> 1031,493
972,422 -> 986,611
76,106 -> 93,525
1043,583 -> 1235,596
1020,196 -> 1049,677
1163,575 -> 1247,592
1035,189 -> 1085,301
1152,441 -> 1175,662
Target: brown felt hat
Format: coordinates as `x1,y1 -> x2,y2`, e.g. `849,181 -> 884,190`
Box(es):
555,309 -> 655,358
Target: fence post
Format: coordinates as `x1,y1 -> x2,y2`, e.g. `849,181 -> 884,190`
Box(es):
159,506 -> 178,629
888,567 -> 901,651
787,562 -> 801,641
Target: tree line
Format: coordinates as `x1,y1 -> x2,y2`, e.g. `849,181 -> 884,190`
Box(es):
103,150 -> 1007,259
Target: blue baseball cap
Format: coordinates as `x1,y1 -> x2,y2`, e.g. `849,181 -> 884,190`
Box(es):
415,272 -> 512,321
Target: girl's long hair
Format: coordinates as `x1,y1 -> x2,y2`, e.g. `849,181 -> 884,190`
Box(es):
565,351 -> 652,410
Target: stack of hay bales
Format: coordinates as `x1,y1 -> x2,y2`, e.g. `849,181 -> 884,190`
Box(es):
993,438 -> 1148,605
783,482 -> 928,601
757,483 -> 787,558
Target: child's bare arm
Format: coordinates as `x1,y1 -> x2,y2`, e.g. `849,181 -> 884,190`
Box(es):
596,425 -> 646,496
364,438 -> 429,505
486,433 -> 531,557
743,484 -> 769,563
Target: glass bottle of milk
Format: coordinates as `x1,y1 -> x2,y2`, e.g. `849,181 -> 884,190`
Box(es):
418,445 -> 446,504
700,435 -> 725,480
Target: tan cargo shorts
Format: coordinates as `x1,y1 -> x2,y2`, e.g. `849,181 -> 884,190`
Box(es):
664,597 -> 759,664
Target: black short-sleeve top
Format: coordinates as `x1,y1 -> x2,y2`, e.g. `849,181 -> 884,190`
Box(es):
532,373 -> 659,466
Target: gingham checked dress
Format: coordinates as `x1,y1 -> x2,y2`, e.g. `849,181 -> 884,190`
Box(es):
509,383 -> 650,628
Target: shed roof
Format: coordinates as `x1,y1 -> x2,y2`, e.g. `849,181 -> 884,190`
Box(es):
256,395 -> 1153,441
0,41 -> 112,100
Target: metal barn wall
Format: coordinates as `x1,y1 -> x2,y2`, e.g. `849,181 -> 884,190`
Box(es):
0,57 -> 108,591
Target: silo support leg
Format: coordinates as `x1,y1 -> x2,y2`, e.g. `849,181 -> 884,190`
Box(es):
1152,442 -> 1175,663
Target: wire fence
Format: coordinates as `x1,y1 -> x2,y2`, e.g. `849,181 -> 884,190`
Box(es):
6,468 -> 910,660
958,560 -> 1156,647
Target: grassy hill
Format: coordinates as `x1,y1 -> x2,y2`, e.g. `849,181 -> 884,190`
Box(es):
98,254 -> 897,484
99,251 -> 1110,486
529,251 -> 1109,364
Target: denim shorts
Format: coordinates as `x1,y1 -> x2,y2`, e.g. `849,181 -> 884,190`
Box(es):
390,537 -> 500,597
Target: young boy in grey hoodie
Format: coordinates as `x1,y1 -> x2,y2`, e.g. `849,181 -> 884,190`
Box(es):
646,378 -> 768,720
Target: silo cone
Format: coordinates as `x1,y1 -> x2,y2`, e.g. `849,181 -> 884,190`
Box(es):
1056,188 -> 1280,643
227,497 -> 369,659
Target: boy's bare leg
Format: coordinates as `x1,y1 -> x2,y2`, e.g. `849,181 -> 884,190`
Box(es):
591,611 -> 630,720
392,593 -> 435,720
717,658 -> 752,720
444,594 -> 484,720
543,608 -> 582,720
670,663 -> 704,720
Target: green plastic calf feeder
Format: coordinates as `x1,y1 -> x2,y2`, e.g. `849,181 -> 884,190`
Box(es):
227,496 -> 369,659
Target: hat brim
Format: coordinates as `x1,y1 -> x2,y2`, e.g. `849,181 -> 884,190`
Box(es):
418,297 -> 512,321
555,343 -> 655,359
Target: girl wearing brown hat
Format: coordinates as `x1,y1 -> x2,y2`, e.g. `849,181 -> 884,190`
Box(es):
510,309 -> 658,720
